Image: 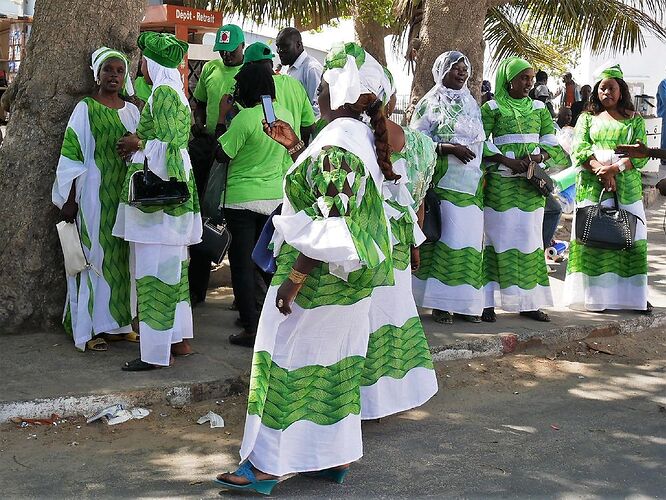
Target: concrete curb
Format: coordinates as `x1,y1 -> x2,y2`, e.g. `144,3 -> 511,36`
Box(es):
3,312 -> 666,423
0,375 -> 249,425
430,311 -> 666,361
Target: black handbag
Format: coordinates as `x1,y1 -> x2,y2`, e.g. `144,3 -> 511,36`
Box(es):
575,189 -> 642,250
526,161 -> 554,197
198,217 -> 231,265
192,159 -> 232,264
129,158 -> 190,207
422,187 -> 441,244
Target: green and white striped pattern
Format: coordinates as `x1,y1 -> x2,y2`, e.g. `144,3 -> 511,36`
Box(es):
239,119 -> 395,477
480,99 -> 569,312
564,113 -> 648,311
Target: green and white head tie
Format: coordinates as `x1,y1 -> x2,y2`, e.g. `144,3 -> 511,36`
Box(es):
91,47 -> 134,96
323,42 -> 387,110
595,63 -> 623,82
380,67 -> 397,106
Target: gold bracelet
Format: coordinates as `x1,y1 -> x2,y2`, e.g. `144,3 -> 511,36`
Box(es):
288,140 -> 305,155
288,268 -> 308,284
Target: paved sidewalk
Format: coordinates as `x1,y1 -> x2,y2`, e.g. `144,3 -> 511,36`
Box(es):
2,199 -> 666,422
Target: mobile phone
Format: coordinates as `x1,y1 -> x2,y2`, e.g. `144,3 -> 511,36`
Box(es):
261,95 -> 277,126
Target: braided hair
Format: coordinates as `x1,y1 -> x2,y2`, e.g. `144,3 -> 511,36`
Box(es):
349,94 -> 399,181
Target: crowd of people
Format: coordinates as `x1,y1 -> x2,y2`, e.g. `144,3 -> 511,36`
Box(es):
51,23 -> 660,493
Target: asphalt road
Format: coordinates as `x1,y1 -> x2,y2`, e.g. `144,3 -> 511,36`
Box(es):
2,328 -> 665,499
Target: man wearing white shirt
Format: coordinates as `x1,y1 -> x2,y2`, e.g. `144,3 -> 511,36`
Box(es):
276,27 -> 323,116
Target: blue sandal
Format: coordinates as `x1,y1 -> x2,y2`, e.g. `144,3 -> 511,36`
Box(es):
214,461 -> 279,496
301,466 -> 350,484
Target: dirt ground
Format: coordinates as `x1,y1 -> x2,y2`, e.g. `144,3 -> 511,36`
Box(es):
2,327 -> 665,498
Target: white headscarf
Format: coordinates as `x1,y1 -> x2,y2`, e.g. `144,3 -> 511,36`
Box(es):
322,42 -> 387,110
412,51 -> 485,146
91,46 -> 134,96
144,56 -> 189,108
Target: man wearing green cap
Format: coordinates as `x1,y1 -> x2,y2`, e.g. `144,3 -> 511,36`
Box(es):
243,41 -> 315,145
193,24 -> 245,137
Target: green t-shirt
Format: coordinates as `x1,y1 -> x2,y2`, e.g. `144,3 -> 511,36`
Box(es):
193,60 -> 240,133
219,101 -> 295,204
273,74 -> 316,137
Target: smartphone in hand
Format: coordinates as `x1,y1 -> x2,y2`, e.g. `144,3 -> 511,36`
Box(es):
261,95 -> 277,126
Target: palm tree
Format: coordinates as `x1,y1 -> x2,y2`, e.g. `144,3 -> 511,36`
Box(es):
396,0 -> 666,102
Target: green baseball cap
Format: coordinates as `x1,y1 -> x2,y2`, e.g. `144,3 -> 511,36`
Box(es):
243,42 -> 275,64
214,24 -> 244,52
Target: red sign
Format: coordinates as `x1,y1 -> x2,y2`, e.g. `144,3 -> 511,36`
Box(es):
167,5 -> 221,27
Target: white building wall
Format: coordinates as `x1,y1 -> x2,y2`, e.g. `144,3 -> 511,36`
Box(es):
577,33 -> 666,101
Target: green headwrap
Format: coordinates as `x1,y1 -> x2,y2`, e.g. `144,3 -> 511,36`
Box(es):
138,32 -> 188,69
494,56 -> 533,117
595,63 -> 623,82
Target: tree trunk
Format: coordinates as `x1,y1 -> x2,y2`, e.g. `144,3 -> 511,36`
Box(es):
0,0 -> 144,333
410,0 -> 488,106
354,15 -> 388,66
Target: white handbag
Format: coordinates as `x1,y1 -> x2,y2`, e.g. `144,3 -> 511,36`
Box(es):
56,221 -> 90,276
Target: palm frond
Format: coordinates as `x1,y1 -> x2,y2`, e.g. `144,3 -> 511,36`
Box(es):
184,0 -> 351,27
485,0 -> 666,70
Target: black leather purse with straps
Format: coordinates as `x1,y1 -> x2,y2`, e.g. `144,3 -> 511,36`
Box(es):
575,189 -> 642,250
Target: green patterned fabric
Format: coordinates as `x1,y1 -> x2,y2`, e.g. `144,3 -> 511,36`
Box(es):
281,145 -> 392,285
84,98 -> 132,328
136,260 -> 190,331
572,113 -> 648,205
390,127 -> 437,210
272,244 -> 393,308
430,156 -> 484,208
61,127 -> 84,163
415,241 -> 483,288
121,85 -> 200,217
483,246 -> 550,289
567,240 -> 647,277
361,317 -> 434,387
481,101 -> 570,170
484,174 -> 546,212
247,351 -> 364,430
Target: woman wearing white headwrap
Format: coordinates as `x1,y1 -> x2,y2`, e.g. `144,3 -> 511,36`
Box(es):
215,42 -> 406,495
115,33 -> 202,370
360,66 -> 438,421
52,47 -> 140,353
410,51 -> 487,324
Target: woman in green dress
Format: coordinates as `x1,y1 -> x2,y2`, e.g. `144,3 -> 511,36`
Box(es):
410,50 -> 488,324
360,67 -> 438,420
564,64 -> 650,312
52,47 -> 139,352
115,32 -> 202,370
214,42 -> 400,495
481,57 -> 570,323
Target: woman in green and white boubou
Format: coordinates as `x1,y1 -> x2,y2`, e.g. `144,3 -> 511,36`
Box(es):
52,47 -> 139,353
115,32 -> 202,371
410,50 -> 488,325
214,42 -> 404,495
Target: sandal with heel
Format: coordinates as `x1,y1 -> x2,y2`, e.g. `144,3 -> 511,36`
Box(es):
215,461 -> 279,496
302,465 -> 350,484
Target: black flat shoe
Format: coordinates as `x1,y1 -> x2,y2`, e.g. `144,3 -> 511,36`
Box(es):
481,307 -> 496,323
520,310 -> 550,322
229,331 -> 256,347
122,358 -> 161,371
